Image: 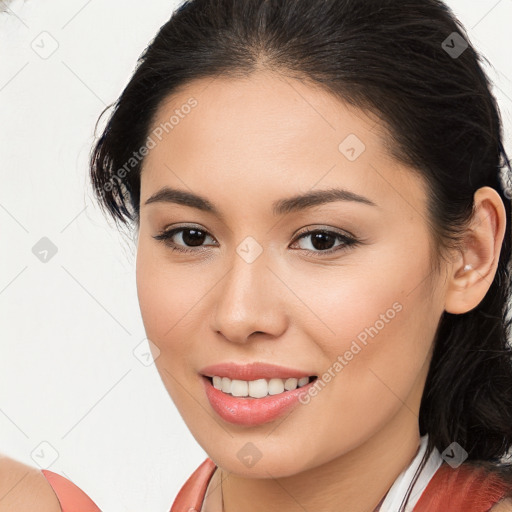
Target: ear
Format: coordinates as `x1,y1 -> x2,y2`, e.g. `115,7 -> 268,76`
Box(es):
444,186 -> 507,315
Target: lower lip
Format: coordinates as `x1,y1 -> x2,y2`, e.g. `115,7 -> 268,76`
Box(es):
201,375 -> 317,426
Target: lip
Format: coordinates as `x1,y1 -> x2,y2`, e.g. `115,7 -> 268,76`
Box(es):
199,362 -> 316,381
201,375 -> 318,426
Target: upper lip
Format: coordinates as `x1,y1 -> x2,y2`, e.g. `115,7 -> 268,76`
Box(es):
199,362 -> 316,381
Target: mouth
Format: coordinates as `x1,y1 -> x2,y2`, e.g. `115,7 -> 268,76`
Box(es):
201,374 -> 320,426
202,374 -> 318,399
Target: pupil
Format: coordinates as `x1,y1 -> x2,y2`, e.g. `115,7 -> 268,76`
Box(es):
312,232 -> 335,251
183,229 -> 206,247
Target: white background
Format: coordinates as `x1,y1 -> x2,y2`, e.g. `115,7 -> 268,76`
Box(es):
1,1 -> 511,511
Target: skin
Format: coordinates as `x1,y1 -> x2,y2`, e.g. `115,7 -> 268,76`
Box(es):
494,499 -> 512,512
0,455 -> 62,511
135,70 -> 507,512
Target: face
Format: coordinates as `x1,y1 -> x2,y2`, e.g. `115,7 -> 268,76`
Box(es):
135,71 -> 449,478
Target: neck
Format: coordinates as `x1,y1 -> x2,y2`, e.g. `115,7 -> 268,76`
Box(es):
215,408 -> 421,512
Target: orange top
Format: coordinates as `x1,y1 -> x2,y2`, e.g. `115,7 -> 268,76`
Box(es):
414,462 -> 512,511
41,470 -> 101,512
170,458 -> 512,512
39,457 -> 512,511
171,458 -> 217,512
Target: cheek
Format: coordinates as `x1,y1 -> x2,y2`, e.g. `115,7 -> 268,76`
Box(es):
135,242 -> 212,352
296,257 -> 435,390
286,266 -> 407,353
298,275 -> 433,448
135,245 -> 203,403
136,243 -> 182,345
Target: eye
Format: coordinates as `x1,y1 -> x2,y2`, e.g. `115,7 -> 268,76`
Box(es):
153,225 -> 217,254
290,228 -> 360,257
152,225 -> 360,257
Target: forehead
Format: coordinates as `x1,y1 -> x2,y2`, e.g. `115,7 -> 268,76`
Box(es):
140,71 -> 428,218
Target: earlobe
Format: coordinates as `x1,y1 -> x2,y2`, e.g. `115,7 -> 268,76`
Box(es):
443,186 -> 507,315
444,255 -> 479,314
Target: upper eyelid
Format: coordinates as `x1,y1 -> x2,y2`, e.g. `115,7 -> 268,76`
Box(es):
161,224 -> 356,245
162,223 -> 352,237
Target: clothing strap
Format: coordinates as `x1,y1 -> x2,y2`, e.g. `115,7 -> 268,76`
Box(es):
41,469 -> 101,512
170,458 -> 217,512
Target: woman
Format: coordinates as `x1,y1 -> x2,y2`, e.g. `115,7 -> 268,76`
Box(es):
5,0 -> 510,510
87,0 -> 512,510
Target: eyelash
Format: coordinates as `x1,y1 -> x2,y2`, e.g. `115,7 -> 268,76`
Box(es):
152,225 -> 360,258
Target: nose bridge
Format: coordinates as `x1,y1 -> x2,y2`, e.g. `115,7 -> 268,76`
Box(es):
222,234 -> 270,315
212,235 -> 285,342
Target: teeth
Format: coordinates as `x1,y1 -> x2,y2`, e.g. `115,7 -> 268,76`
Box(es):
211,375 -> 312,398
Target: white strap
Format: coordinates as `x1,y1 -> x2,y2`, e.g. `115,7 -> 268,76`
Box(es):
379,434 -> 444,512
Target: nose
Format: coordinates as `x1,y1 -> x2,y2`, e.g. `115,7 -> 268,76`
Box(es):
210,245 -> 288,344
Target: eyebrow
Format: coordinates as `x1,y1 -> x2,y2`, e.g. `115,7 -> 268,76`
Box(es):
143,186 -> 378,217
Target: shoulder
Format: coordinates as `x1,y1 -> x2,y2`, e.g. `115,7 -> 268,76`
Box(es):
434,460 -> 512,490
0,454 -> 62,512
417,461 -> 512,511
